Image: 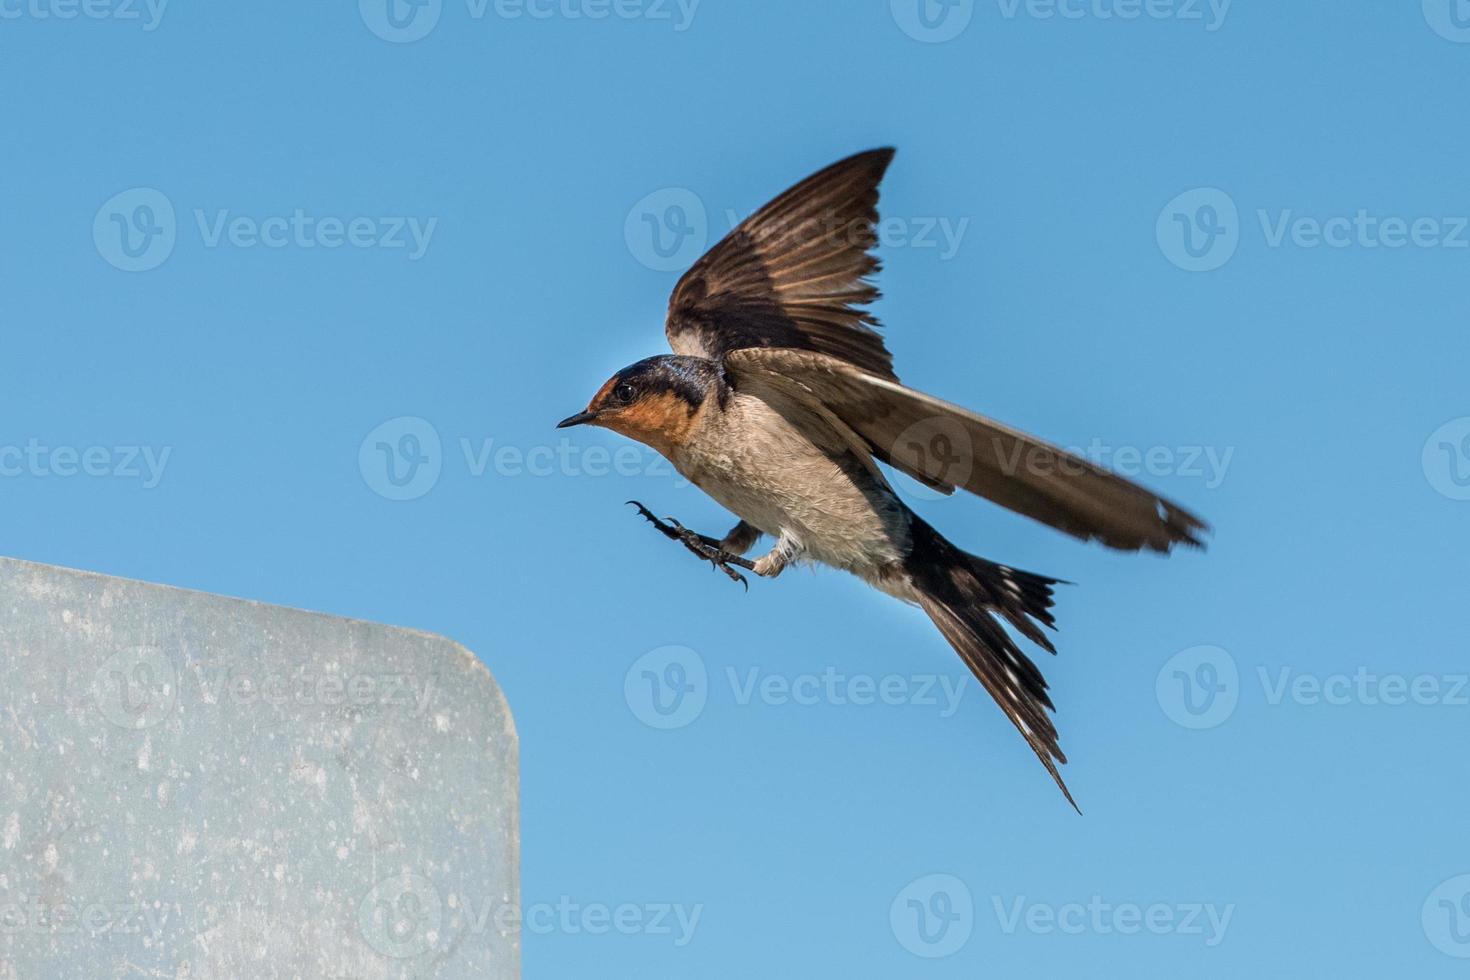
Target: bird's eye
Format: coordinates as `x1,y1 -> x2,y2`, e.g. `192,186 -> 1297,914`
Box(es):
614,382 -> 637,404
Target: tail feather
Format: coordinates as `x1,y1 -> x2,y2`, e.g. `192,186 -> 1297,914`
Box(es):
970,555 -> 1063,653
905,518 -> 1078,812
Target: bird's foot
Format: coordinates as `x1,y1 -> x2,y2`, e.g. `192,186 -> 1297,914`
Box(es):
627,501 -> 757,590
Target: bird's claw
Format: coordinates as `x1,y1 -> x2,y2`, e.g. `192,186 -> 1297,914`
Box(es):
626,500 -> 755,590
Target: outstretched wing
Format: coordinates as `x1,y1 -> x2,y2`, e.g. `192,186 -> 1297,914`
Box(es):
724,348 -> 1209,553
665,148 -> 899,381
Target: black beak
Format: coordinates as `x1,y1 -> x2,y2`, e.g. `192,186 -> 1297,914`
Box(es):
557,410 -> 599,429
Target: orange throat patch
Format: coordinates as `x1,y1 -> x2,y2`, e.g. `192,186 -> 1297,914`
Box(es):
598,391 -> 701,456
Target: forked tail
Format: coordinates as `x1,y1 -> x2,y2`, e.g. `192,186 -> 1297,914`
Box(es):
903,516 -> 1077,812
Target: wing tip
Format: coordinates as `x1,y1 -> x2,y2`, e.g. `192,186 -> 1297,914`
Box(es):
827,146 -> 897,184
867,145 -> 897,166
1152,506 -> 1213,554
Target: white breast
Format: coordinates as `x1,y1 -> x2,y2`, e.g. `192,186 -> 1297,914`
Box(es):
668,391 -> 911,576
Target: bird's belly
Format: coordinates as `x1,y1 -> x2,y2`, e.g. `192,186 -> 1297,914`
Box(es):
672,419 -> 908,575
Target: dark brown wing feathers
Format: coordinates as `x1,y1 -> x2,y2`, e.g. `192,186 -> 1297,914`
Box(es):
665,148 -> 900,380
726,347 -> 1209,554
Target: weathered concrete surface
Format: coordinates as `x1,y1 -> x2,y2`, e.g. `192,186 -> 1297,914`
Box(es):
0,558 -> 518,979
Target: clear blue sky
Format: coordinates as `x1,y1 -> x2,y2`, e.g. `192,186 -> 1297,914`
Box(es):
5,2 -> 1470,976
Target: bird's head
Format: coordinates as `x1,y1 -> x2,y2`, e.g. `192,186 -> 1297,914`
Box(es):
557,355 -> 716,454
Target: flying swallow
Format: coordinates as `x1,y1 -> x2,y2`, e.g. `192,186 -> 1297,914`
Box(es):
559,148 -> 1207,809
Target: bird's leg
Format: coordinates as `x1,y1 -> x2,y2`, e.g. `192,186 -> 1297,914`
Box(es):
718,520 -> 762,557
626,501 -> 734,556
752,531 -> 803,580
627,502 -> 757,588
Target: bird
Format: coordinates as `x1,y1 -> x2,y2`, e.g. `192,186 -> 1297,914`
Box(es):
558,148 -> 1207,809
